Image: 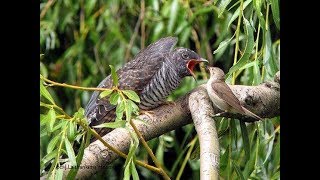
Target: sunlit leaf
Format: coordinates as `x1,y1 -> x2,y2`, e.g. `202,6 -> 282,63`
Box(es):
226,17 -> 255,78
168,0 -> 178,33
55,168 -> 63,180
40,79 -> 55,104
270,0 -> 280,30
109,92 -> 120,105
228,0 -> 252,28
65,138 -> 77,166
122,90 -> 140,103
99,89 -> 114,98
47,135 -> 60,154
218,0 -> 232,17
109,65 -> 119,86
47,108 -> 56,133
131,160 -> 139,180
93,121 -> 126,129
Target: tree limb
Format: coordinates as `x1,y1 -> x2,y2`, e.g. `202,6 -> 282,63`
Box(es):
43,72 -> 280,179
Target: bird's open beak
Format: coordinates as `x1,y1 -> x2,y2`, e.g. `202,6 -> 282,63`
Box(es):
187,58 -> 209,80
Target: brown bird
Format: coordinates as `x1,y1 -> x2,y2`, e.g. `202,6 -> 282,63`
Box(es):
206,67 -> 262,120
85,37 -> 208,138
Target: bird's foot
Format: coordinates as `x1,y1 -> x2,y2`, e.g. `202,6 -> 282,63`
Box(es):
139,110 -> 154,120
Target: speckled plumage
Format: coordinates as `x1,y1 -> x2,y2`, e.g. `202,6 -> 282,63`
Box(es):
85,37 -> 205,138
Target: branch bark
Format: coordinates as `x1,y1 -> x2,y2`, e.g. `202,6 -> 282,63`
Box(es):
43,72 -> 280,179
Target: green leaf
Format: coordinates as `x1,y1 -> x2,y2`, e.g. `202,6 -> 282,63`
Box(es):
47,108 -> 56,133
122,90 -> 140,103
218,0 -> 232,17
64,138 -> 77,166
47,135 -> 60,154
125,100 -> 132,121
232,161 -> 245,180
116,100 -> 125,120
263,24 -> 278,77
168,0 -> 179,33
227,0 -> 252,28
40,79 -> 55,104
68,121 -> 75,141
40,114 -> 48,127
109,92 -> 120,105
93,121 -> 126,129
131,160 -> 139,180
230,120 -> 237,148
55,168 -> 63,180
109,65 -> 119,86
99,89 -> 113,98
240,121 -> 250,161
40,150 -> 58,171
127,99 -> 139,115
253,0 -> 266,31
226,17 -> 255,78
270,0 -> 280,30
123,159 -> 131,180
213,34 -> 235,54
67,132 -> 91,180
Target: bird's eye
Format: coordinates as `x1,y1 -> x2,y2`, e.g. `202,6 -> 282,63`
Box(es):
182,53 -> 189,59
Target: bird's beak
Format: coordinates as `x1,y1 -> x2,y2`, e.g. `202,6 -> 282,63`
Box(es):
187,58 -> 209,80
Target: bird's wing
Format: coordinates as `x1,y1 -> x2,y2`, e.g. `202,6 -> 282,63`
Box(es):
85,37 -> 178,129
211,81 -> 245,114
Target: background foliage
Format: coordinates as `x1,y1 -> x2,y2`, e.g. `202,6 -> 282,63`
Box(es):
40,0 -> 280,179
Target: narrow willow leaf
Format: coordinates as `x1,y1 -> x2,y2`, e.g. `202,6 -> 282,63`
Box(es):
263,25 -> 278,77
130,160 -> 139,180
125,100 -> 132,121
123,159 -> 131,180
232,161 -> 245,180
65,138 -> 77,166
47,108 -> 56,133
230,120 -> 237,148
68,121 -> 75,141
218,0 -> 232,17
124,140 -> 135,167
41,149 -> 58,169
67,132 -> 91,179
40,79 -> 55,104
270,0 -> 280,30
93,121 -> 126,129
213,34 -> 235,54
116,100 -> 125,120
109,65 -> 119,86
226,17 -> 255,78
227,0 -> 252,28
168,0 -> 178,33
243,130 -> 258,178
127,99 -> 139,115
122,90 -> 140,103
240,121 -> 250,161
220,145 -> 229,171
99,89 -> 113,98
253,60 -> 262,85
253,0 -> 266,31
109,92 -> 120,105
47,135 -> 60,154
74,108 -> 85,119
40,114 -> 48,127
55,169 -> 63,180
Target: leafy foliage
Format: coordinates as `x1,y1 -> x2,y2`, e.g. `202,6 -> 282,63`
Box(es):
40,0 -> 280,179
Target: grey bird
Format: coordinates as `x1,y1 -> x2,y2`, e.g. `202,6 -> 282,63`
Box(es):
85,37 -> 208,138
206,67 -> 262,120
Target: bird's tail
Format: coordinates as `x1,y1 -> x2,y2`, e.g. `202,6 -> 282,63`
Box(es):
242,107 -> 262,120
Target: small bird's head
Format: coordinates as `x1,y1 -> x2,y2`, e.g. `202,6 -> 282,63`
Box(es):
171,48 -> 208,79
207,67 -> 225,80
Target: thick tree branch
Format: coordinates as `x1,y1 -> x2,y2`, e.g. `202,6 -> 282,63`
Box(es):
46,72 -> 279,179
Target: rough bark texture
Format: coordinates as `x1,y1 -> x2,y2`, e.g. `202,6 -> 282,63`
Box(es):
41,72 -> 280,179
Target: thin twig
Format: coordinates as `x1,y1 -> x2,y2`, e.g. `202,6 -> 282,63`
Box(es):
140,0 -> 146,50
41,76 -> 110,91
130,120 -> 171,180
232,0 -> 244,85
40,0 -> 56,19
125,17 -> 142,62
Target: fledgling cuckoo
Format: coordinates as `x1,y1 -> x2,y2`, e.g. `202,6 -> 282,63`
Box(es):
85,37 -> 208,138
